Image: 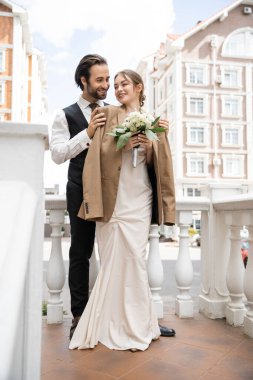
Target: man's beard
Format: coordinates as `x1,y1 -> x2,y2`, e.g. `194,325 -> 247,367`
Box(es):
87,83 -> 107,100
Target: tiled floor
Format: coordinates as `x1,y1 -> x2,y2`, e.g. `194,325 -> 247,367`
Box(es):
41,313 -> 253,380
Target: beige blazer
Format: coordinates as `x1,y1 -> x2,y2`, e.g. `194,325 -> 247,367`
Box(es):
78,105 -> 176,225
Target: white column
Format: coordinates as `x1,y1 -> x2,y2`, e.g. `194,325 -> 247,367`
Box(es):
199,208 -> 230,319
244,219 -> 253,337
46,209 -> 66,324
226,212 -> 247,326
175,211 -> 194,318
147,224 -> 164,318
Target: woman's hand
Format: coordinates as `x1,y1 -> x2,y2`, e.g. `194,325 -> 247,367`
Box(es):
138,133 -> 153,165
158,118 -> 169,131
123,134 -> 140,151
137,133 -> 153,150
123,133 -> 153,165
87,109 -> 106,139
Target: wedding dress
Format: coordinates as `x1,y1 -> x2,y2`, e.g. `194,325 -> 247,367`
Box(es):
69,147 -> 160,351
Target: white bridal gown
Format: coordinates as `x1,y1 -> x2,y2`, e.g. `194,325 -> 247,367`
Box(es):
69,147 -> 160,351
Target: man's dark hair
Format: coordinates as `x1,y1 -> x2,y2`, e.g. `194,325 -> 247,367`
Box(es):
75,54 -> 108,90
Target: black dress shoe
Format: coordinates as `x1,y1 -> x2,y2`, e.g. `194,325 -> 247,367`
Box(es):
69,316 -> 81,340
159,324 -> 176,337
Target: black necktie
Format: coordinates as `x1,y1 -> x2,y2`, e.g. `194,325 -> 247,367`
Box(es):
89,103 -> 99,112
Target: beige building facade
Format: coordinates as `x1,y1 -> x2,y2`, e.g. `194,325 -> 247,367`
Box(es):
0,0 -> 47,122
138,0 -> 253,197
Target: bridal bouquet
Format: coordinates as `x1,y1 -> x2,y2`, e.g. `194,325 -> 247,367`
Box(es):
107,111 -> 166,151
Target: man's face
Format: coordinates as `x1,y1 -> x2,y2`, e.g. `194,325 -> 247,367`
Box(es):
82,64 -> 110,101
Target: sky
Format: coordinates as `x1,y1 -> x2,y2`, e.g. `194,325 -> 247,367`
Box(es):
15,0 -> 233,193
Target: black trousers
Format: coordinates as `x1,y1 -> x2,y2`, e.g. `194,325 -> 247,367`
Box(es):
66,180 -> 95,317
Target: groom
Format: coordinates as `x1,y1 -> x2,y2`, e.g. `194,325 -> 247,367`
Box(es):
50,53 -> 175,339
50,54 -> 109,339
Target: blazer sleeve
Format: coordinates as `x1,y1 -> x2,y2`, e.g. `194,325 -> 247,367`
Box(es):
158,132 -> 176,225
77,118 -> 104,220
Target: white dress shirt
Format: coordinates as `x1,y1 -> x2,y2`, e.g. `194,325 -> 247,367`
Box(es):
50,96 -> 104,164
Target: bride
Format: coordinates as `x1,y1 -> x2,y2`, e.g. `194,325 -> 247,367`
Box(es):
69,69 -> 176,351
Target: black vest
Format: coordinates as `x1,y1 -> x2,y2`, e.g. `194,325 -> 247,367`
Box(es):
63,102 -> 108,186
63,103 -> 88,185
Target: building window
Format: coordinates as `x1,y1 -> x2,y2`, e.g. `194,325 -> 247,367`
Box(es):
220,66 -> 242,88
190,68 -> 203,84
225,128 -> 238,144
221,125 -> 242,147
167,74 -> 173,94
222,28 -> 253,58
221,96 -> 242,118
191,97 -> 204,114
186,123 -> 208,145
158,81 -> 166,104
191,127 -> 204,143
186,187 -> 201,197
185,63 -> 208,86
186,94 -> 208,116
0,82 -> 5,105
186,154 -> 209,176
191,159 -> 204,174
0,51 -> 5,72
222,155 -> 244,177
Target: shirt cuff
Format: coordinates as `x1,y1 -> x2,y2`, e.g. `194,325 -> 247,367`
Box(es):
78,129 -> 92,149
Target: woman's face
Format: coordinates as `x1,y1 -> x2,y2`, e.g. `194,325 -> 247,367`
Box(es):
114,74 -> 141,105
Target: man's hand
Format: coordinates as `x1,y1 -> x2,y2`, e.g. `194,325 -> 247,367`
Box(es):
87,109 -> 106,139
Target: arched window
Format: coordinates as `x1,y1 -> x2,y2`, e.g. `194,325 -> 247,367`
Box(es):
222,28 -> 253,58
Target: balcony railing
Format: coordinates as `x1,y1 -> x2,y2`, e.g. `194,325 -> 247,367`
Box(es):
44,185 -> 253,340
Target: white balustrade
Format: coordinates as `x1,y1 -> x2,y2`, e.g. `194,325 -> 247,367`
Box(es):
175,211 -> 194,318
199,185 -> 246,319
46,208 -> 66,324
43,190 -> 253,338
244,221 -> 253,337
226,212 -> 247,326
147,224 -> 164,318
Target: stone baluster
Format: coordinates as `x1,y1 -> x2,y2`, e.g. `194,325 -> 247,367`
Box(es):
46,209 -> 66,324
226,212 -> 247,326
244,219 -> 253,337
147,224 -> 164,318
89,245 -> 100,293
175,211 -> 194,318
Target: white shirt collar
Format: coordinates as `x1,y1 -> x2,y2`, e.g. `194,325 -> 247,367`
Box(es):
78,95 -> 104,109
